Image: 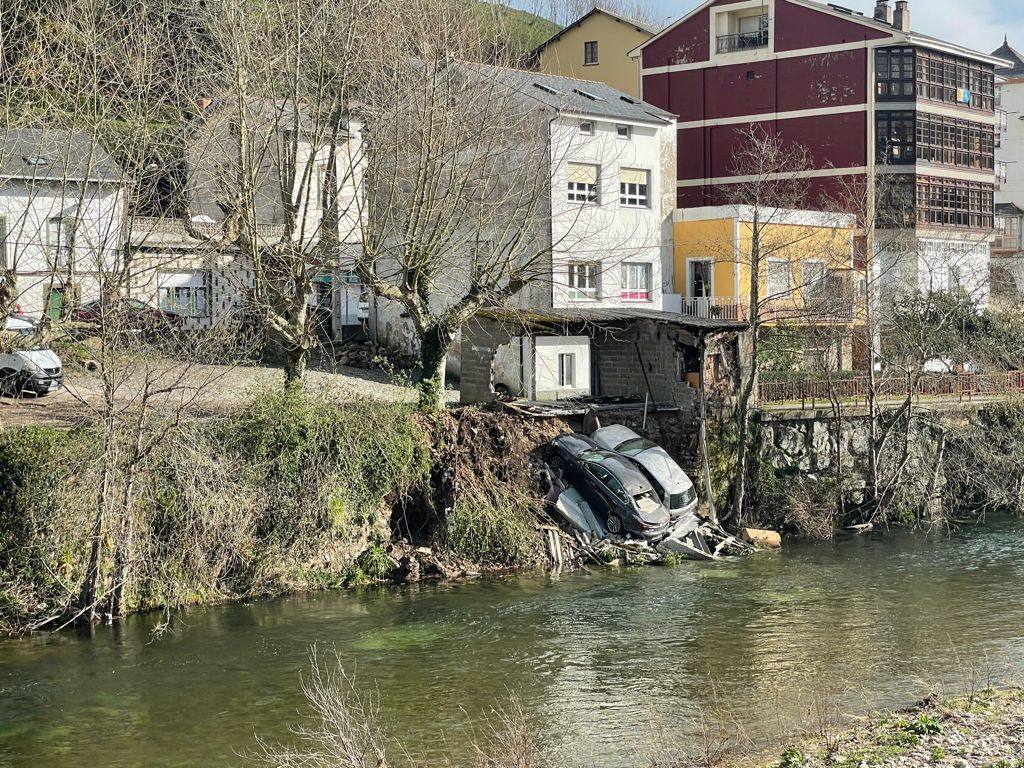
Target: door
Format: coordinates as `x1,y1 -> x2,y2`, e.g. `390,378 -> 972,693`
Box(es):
686,259 -> 713,317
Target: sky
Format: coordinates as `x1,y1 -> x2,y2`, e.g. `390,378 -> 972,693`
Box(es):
638,0 -> 1022,54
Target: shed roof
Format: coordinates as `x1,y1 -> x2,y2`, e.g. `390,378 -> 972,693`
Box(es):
0,129 -> 122,183
478,306 -> 747,333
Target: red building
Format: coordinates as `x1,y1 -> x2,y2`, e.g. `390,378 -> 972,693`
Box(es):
631,0 -> 1007,238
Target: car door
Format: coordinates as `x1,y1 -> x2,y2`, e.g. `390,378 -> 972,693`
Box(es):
583,462 -> 631,518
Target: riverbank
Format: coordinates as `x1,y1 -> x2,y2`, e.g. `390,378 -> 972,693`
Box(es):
738,688 -> 1024,768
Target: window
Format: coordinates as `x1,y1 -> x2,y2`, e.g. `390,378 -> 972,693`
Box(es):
158,271 -> 210,317
912,113 -> 995,171
876,47 -> 916,99
558,353 -> 576,387
914,176 -> 994,229
567,162 -> 599,203
584,41 -> 598,65
767,259 -> 793,298
802,261 -> 827,299
914,49 -> 995,111
0,217 -> 7,270
46,217 -> 74,267
876,111 -> 916,164
616,124 -> 632,140
579,121 -> 594,136
996,215 -> 1022,250
717,12 -> 769,54
568,261 -> 599,299
688,259 -> 712,298
621,262 -> 652,301
619,168 -> 649,207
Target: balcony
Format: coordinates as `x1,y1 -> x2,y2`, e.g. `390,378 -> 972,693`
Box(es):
681,294 -> 856,324
716,29 -> 769,54
681,297 -> 749,321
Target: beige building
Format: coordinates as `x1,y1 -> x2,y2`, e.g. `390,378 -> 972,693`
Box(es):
530,7 -> 657,98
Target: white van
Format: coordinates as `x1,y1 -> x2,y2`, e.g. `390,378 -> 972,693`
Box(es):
0,316 -> 65,396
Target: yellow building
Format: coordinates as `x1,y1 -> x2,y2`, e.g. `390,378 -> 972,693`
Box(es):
673,206 -> 864,369
530,7 -> 657,98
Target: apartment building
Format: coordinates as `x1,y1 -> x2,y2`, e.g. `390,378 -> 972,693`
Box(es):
631,0 -> 1008,307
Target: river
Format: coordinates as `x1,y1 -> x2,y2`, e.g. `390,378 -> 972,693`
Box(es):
2,520 -> 1024,767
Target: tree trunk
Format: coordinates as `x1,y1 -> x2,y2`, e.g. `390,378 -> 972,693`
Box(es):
696,335 -> 717,525
283,344 -> 308,388
418,325 -> 450,411
730,214 -> 761,527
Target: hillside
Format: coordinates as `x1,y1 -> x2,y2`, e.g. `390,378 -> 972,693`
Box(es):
475,2 -> 561,57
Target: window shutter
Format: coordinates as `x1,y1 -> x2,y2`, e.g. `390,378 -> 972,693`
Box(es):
619,168 -> 647,186
567,163 -> 598,185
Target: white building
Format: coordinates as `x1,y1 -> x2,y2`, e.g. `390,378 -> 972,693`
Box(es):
369,66 -> 678,381
0,129 -> 124,318
128,100 -> 367,337
991,38 -> 1024,304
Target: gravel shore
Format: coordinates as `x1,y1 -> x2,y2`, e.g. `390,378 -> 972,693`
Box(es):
743,689 -> 1024,768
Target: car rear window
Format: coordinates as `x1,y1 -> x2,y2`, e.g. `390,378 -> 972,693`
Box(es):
616,437 -> 658,456
634,491 -> 662,515
669,487 -> 697,511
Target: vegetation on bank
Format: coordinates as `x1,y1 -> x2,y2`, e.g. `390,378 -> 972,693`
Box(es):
743,688 -> 1024,768
0,388 -> 567,635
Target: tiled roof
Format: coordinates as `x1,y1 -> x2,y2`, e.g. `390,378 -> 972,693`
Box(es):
993,37 -> 1024,77
467,61 -> 676,124
0,129 -> 122,183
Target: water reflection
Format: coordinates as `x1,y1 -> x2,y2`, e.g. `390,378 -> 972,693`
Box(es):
1,522 -> 1023,767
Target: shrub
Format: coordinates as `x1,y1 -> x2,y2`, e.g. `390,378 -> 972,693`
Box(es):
443,489 -> 542,568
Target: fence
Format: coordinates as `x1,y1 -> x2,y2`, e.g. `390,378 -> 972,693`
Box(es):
759,371 -> 1024,408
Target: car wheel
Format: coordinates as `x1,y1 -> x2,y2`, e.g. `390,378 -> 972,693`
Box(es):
606,513 -> 624,536
0,369 -> 20,397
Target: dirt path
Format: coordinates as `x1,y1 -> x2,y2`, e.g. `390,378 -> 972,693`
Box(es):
0,361 -> 458,430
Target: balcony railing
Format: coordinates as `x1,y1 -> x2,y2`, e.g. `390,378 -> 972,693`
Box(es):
681,297 -> 749,321
716,29 -> 769,54
680,295 -> 856,324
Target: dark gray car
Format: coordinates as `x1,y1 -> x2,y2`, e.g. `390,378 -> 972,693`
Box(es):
550,434 -> 671,541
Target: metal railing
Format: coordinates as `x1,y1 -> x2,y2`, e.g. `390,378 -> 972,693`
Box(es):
759,371 -> 1024,408
681,297 -> 749,321
716,29 -> 769,54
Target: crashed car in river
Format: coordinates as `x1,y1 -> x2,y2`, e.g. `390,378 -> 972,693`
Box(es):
591,425 -> 699,523
548,434 -> 671,542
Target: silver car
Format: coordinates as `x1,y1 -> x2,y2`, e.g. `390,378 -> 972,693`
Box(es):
591,425 -> 699,522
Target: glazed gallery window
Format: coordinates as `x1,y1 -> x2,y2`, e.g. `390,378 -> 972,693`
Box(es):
876,48 -> 916,99
767,259 -> 793,298
567,261 -> 599,298
619,168 -> 649,207
621,262 -> 652,301
558,353 -> 576,387
567,162 -> 599,203
584,41 -> 598,65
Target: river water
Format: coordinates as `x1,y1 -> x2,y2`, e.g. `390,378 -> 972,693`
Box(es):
2,521 -> 1024,767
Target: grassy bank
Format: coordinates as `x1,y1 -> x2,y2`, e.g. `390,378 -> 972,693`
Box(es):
0,388 -> 562,635
738,689 -> 1024,768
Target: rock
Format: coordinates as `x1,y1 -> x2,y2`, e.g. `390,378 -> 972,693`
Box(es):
740,528 -> 782,549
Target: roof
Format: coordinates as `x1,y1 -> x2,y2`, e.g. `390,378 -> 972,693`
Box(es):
996,202 -> 1024,216
468,61 -> 676,124
0,129 -> 122,183
993,37 -> 1024,77
529,6 -> 660,59
479,306 -> 747,332
631,0 -> 1012,68
182,99 -> 355,141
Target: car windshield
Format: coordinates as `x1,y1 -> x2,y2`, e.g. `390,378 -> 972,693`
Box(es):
669,486 -> 697,511
615,437 -> 658,456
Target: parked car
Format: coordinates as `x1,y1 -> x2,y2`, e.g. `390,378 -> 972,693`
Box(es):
591,425 -> 699,523
0,316 -> 64,396
549,433 -> 671,541
71,299 -> 185,329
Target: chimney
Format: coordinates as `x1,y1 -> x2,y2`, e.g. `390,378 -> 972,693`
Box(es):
874,0 -> 893,25
893,0 -> 910,32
